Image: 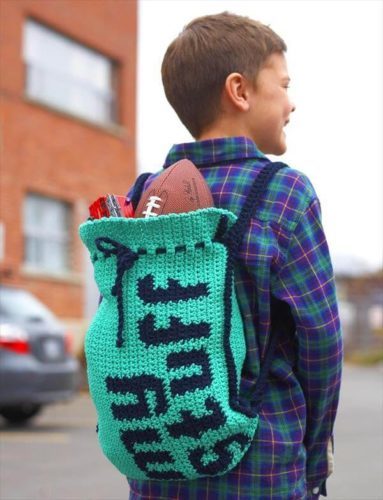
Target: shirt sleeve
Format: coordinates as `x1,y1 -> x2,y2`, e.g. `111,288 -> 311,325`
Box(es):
271,198 -> 343,494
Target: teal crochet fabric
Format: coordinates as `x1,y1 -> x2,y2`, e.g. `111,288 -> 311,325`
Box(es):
79,208 -> 259,480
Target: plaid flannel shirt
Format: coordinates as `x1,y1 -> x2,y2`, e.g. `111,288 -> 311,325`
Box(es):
128,137 -> 343,499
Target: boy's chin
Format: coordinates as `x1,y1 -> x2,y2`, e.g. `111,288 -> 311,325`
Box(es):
271,136 -> 287,155
264,142 -> 287,156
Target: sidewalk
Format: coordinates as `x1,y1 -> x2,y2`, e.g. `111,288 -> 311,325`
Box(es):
326,363 -> 383,499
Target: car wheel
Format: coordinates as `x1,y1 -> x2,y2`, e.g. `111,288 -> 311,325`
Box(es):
0,404 -> 42,425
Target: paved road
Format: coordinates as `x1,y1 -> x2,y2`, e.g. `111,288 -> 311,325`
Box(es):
0,364 -> 382,500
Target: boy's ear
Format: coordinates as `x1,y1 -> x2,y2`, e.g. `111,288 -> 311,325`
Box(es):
223,73 -> 251,112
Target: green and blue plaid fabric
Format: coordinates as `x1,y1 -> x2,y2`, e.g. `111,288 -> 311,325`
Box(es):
128,137 -> 343,499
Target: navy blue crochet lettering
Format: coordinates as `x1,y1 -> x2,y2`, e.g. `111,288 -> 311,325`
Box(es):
138,313 -> 211,346
134,450 -> 185,480
143,470 -> 185,480
106,374 -> 167,420
189,433 -> 250,476
167,396 -> 226,439
167,348 -> 212,396
121,427 -> 161,452
138,274 -> 209,304
120,428 -> 185,479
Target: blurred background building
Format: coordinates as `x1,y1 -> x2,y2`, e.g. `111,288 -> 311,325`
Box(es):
0,0 -> 137,352
336,271 -> 383,359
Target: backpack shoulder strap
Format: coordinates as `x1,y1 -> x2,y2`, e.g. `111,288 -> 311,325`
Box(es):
222,161 -> 293,413
249,294 -> 295,411
224,161 -> 288,255
129,172 -> 152,211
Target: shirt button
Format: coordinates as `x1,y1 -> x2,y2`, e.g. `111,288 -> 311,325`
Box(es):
312,486 -> 320,495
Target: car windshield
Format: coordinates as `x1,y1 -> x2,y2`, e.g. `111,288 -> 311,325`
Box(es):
0,287 -> 57,323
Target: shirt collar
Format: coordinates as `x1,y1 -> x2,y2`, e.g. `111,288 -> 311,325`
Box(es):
163,136 -> 266,168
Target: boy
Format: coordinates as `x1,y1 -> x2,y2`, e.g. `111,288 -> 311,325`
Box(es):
128,12 -> 342,500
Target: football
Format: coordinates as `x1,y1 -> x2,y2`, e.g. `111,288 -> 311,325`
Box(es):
135,159 -> 214,218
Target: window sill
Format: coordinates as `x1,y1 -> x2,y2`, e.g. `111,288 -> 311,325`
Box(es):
21,266 -> 83,285
23,95 -> 128,140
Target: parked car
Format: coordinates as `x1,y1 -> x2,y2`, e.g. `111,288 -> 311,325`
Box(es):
0,285 -> 80,424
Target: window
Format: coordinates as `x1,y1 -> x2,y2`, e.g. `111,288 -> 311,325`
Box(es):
23,19 -> 117,125
23,194 -> 71,274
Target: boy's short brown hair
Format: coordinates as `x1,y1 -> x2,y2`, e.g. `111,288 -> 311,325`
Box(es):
161,12 -> 286,138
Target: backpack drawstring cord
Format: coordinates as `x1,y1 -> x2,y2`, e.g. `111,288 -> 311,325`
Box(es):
95,237 -> 139,348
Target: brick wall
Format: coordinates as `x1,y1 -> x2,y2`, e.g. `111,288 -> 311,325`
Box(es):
0,0 -> 137,321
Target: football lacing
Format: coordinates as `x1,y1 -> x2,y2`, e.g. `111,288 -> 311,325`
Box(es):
143,196 -> 162,217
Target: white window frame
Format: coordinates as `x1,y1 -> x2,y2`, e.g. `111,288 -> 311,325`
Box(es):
23,18 -> 118,125
23,193 -> 72,275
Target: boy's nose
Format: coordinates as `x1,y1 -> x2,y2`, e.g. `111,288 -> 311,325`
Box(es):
290,100 -> 296,113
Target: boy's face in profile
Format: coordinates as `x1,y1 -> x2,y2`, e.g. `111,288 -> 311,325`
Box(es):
246,52 -> 295,155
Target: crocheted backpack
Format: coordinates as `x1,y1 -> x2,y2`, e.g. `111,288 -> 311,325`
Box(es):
79,162 -> 287,481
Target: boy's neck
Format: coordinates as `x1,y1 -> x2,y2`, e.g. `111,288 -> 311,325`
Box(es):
197,120 -> 252,143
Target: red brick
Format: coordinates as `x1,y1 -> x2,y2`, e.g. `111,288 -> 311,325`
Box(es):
0,0 -> 137,320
